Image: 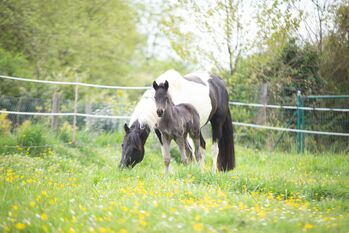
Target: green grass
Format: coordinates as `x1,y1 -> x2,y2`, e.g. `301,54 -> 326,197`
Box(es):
1,134 -> 349,233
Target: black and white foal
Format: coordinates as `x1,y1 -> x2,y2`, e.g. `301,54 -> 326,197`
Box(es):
153,80 -> 203,174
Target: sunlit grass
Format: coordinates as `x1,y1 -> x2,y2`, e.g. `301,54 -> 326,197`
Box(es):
0,139 -> 348,233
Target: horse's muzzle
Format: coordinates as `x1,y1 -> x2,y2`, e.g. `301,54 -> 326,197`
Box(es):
157,109 -> 164,117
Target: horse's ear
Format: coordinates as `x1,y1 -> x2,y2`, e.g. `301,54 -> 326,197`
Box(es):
164,80 -> 169,90
152,81 -> 158,90
124,123 -> 130,133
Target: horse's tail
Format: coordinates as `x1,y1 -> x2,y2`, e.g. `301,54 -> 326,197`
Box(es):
217,109 -> 235,171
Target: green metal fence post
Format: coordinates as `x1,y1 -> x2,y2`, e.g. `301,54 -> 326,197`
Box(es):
296,90 -> 301,154
301,97 -> 305,153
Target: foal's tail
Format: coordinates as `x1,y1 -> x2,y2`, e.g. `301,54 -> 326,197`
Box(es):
217,110 -> 235,171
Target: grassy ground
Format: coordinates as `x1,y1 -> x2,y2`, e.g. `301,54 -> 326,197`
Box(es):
1,134 -> 349,233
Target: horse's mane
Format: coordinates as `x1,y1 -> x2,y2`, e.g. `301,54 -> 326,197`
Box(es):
129,88 -> 158,129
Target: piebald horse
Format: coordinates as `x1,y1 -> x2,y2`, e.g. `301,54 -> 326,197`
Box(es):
120,70 -> 235,172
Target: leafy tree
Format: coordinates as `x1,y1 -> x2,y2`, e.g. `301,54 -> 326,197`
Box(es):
320,3 -> 349,93
0,48 -> 33,96
0,1 -> 145,85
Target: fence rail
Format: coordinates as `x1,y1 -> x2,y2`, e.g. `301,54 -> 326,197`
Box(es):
229,101 -> 349,112
0,110 -> 130,119
0,75 -> 148,90
1,109 -> 348,137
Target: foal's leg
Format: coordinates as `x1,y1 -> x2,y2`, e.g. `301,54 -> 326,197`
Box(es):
185,137 -> 194,161
193,136 -> 204,172
176,136 -> 188,165
161,137 -> 172,175
190,128 -> 204,172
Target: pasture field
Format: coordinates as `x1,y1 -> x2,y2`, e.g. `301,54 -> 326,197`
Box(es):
1,133 -> 349,233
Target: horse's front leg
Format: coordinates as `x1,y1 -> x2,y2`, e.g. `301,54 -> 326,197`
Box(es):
176,137 -> 188,165
161,137 -> 172,175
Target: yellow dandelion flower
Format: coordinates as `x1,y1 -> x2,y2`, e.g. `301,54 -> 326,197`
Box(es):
258,210 -> 266,218
30,201 -> 36,207
36,195 -> 42,202
193,223 -> 204,232
41,213 -> 48,221
98,227 -> 108,233
303,223 -> 313,231
119,229 -> 127,233
50,198 -> 57,205
238,202 -> 247,210
139,218 -> 147,227
15,223 -> 26,230
41,191 -> 48,197
12,205 -> 19,211
170,208 -> 177,213
69,228 -> 76,233
120,205 -> 128,212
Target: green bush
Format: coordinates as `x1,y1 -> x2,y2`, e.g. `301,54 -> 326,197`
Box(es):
0,112 -> 12,136
58,121 -> 73,143
16,121 -> 50,157
0,135 -> 17,155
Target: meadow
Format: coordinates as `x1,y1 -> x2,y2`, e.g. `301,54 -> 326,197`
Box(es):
1,128 -> 349,233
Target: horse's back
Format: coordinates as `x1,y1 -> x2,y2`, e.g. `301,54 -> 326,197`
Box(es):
176,103 -> 200,133
176,103 -> 199,118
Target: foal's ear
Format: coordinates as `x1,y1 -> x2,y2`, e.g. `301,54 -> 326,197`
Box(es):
124,123 -> 130,134
164,80 -> 169,90
152,81 -> 159,90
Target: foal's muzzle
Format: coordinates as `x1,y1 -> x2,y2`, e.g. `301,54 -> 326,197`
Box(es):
157,109 -> 164,117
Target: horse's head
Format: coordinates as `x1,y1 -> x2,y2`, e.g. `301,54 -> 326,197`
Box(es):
153,80 -> 169,117
119,122 -> 149,168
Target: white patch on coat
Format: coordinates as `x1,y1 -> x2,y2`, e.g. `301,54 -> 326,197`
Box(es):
129,69 -> 213,129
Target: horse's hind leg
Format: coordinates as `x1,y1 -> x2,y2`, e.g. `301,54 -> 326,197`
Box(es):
176,137 -> 188,165
199,131 -> 206,166
193,136 -> 204,172
185,136 -> 194,161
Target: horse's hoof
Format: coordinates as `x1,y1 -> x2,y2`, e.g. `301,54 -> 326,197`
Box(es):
164,165 -> 173,176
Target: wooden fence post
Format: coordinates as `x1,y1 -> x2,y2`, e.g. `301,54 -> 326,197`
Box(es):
85,97 -> 92,130
256,82 -> 268,125
72,84 -> 79,145
15,97 -> 23,127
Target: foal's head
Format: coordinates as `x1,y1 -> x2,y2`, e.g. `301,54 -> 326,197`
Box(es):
153,80 -> 171,117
